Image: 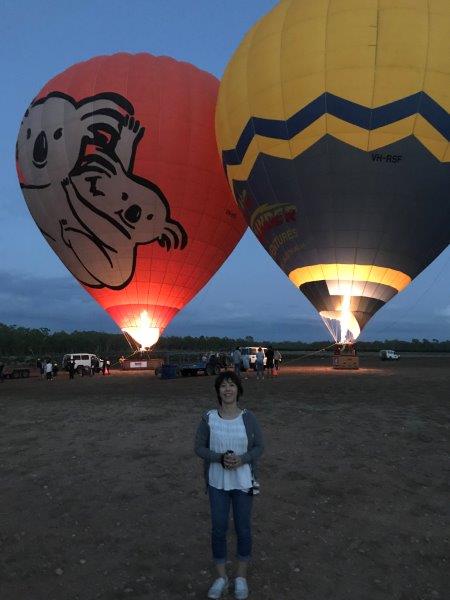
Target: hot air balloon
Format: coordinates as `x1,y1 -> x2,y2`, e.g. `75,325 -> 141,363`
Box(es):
16,53 -> 246,349
216,0 -> 449,343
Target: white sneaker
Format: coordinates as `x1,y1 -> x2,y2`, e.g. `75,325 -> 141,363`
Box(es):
234,577 -> 249,599
207,576 -> 229,599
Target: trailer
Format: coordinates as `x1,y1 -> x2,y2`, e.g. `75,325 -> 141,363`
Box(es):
1,365 -> 36,380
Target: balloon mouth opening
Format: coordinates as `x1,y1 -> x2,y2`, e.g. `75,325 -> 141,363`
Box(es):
319,293 -> 361,344
122,311 -> 160,351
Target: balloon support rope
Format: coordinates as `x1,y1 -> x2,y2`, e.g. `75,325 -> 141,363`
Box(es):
109,349 -> 141,369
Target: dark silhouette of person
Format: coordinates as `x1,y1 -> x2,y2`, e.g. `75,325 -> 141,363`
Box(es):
102,359 -> 110,375
91,356 -> 99,374
265,347 -> 275,377
68,360 -> 76,379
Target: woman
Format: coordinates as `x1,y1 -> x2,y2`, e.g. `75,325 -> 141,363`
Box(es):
194,371 -> 264,599
274,349 -> 282,375
241,353 -> 251,379
255,347 -> 265,380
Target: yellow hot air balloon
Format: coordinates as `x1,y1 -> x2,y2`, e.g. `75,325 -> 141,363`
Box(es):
216,0 -> 450,343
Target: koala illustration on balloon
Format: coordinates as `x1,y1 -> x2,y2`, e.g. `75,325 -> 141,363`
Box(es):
17,92 -> 187,288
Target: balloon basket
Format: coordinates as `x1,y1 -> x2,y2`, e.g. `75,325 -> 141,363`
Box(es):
121,358 -> 162,371
332,355 -> 359,370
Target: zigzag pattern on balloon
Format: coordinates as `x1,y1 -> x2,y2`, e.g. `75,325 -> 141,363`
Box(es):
222,92 -> 449,183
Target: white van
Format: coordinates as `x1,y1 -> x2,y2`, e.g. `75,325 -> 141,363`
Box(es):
379,349 -> 400,361
62,353 -> 103,373
239,347 -> 268,369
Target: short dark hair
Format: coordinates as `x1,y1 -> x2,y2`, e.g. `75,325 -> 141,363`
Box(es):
214,371 -> 243,405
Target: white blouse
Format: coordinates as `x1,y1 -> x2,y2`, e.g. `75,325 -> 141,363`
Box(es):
208,409 -> 253,491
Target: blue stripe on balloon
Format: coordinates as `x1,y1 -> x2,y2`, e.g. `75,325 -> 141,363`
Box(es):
222,92 -> 449,167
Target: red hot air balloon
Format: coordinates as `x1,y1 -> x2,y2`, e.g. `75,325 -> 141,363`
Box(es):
16,53 -> 246,349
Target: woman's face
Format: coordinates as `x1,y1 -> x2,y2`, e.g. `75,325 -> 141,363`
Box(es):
219,378 -> 238,405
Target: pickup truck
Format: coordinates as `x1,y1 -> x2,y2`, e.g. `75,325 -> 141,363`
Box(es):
179,352 -> 233,377
180,358 -> 221,377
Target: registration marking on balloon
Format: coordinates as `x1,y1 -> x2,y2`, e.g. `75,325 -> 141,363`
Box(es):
17,92 -> 187,291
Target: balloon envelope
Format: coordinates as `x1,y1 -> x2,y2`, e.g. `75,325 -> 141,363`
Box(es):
17,53 -> 246,348
216,0 -> 450,342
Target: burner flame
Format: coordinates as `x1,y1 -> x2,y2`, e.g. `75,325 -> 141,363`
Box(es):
320,293 -> 361,343
122,311 -> 160,350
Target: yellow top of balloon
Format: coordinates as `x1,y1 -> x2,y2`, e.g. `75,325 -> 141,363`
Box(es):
216,0 -> 450,179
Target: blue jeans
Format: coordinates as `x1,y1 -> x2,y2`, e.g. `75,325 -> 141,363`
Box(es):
208,485 -> 253,564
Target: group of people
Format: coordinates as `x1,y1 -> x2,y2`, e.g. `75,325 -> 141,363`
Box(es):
232,346 -> 282,380
35,357 -> 111,379
67,357 -> 111,378
36,358 -> 58,380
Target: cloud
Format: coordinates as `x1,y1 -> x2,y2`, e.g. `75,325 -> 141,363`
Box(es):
166,303 -> 325,341
0,270 -> 326,340
0,271 -> 115,332
438,305 -> 450,319
0,271 -> 448,342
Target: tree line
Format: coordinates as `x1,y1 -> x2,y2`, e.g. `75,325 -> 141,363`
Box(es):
1,323 -> 449,361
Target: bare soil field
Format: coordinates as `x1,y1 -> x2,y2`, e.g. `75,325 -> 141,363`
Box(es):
0,356 -> 449,600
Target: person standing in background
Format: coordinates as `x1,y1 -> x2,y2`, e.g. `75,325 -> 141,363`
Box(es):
255,347 -> 265,381
274,349 -> 282,375
265,347 -> 274,378
38,358 -> 45,380
68,359 -> 76,379
241,353 -> 250,379
232,347 -> 242,377
45,359 -> 53,380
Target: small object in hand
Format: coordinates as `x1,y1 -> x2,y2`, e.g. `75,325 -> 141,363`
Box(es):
222,450 -> 234,469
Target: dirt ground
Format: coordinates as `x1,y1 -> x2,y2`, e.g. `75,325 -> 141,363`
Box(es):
0,356 -> 449,600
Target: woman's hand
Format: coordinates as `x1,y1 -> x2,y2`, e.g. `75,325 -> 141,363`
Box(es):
223,452 -> 242,469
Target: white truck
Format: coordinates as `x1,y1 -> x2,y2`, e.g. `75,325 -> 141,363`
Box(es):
239,346 -> 268,369
379,349 -> 400,361
62,353 -> 104,374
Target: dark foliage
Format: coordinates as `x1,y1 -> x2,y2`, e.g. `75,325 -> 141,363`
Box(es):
1,323 -> 449,364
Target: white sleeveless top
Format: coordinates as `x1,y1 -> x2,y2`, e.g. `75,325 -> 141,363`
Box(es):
208,409 -> 253,491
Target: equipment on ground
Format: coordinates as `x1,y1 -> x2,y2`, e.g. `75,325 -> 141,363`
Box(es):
1,365 -> 32,379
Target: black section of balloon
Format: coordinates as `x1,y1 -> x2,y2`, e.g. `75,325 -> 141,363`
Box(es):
233,135 -> 449,282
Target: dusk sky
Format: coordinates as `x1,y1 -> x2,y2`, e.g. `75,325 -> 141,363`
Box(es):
1,0 -> 449,342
